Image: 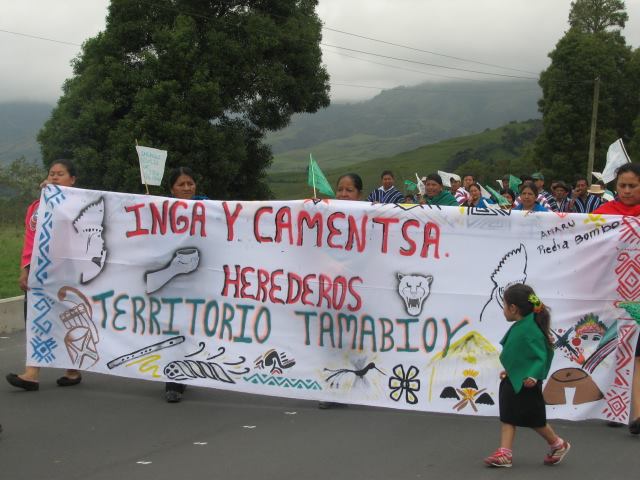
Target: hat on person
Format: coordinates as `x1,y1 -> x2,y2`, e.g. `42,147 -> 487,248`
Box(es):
587,184 -> 605,195
553,181 -> 570,192
532,172 -> 544,180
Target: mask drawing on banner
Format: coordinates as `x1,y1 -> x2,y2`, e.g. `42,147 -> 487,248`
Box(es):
57,286 -> 100,369
479,243 -> 528,322
145,248 -> 200,293
397,273 -> 433,316
544,313 -> 617,406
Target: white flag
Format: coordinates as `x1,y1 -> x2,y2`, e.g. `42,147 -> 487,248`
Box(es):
592,171 -> 604,182
136,145 -> 168,186
601,139 -> 630,184
415,173 -> 425,195
437,170 -> 460,188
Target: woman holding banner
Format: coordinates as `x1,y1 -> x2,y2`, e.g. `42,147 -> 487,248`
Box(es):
593,163 -> 640,435
318,173 -> 363,409
6,160 -> 83,391
163,166 -> 207,403
335,173 -> 363,201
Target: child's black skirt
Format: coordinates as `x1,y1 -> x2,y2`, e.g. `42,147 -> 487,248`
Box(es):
499,377 -> 546,428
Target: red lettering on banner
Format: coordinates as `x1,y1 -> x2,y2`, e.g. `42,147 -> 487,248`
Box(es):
150,201 -> 168,235
125,203 -> 149,237
125,200 -> 207,238
372,217 -> 399,253
421,222 -> 441,258
275,207 -> 294,244
256,269 -> 270,301
223,202 -> 243,241
327,212 -> 345,249
297,211 -> 323,247
286,272 -> 303,304
317,274 -> 333,308
221,264 -> 364,313
170,201 -> 189,234
240,266 -> 256,300
346,215 -> 367,252
254,207 -> 273,243
190,202 -> 206,236
348,277 -> 363,312
400,219 -> 420,256
301,274 -> 316,306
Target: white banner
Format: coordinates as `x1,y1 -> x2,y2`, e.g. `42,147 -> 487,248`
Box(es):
27,186 -> 639,422
136,145 -> 167,186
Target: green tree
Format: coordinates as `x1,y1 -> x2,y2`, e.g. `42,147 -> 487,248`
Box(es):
0,157 -> 46,224
38,0 -> 330,199
569,0 -> 628,33
535,25 -> 639,180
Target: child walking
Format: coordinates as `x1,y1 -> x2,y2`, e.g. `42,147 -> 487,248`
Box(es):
484,283 -> 570,468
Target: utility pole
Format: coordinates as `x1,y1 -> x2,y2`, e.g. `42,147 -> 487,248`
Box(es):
586,77 -> 600,186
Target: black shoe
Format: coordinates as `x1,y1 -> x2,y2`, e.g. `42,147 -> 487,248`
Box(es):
630,417 -> 640,435
56,375 -> 82,387
318,401 -> 345,409
6,373 -> 39,391
165,382 -> 186,394
165,390 -> 182,403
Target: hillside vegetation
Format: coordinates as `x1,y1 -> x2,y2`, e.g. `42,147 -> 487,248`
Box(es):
267,80 -> 541,173
0,102 -> 52,165
268,120 -> 541,200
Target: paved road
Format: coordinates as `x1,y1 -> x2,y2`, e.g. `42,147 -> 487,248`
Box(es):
0,331 -> 638,480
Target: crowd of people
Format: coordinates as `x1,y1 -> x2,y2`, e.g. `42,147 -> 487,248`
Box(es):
3,160 -> 640,468
364,168 -> 630,215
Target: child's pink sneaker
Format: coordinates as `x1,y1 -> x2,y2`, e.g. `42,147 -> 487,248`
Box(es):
484,448 -> 513,468
543,440 -> 571,465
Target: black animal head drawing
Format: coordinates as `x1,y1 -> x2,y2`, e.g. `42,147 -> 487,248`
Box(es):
397,273 -> 433,316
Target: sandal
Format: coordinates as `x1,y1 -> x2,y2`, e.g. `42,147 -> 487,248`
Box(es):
56,375 -> 82,387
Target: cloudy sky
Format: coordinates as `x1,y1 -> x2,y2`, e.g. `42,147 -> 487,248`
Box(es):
2,0 -> 640,104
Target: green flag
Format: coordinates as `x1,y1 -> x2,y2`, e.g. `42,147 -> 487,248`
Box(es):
404,180 -> 417,192
509,174 -> 522,192
307,154 -> 334,197
484,184 -> 511,206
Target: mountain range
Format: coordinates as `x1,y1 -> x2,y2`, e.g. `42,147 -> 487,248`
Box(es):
267,79 -> 542,172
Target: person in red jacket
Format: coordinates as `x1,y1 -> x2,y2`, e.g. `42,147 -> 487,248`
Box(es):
593,164 -> 640,217
593,163 -> 640,435
6,160 -> 83,391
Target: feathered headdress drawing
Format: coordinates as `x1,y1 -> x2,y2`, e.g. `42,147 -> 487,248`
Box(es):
480,244 -> 528,321
73,198 -> 105,236
489,243 -> 527,287
73,198 -> 107,284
